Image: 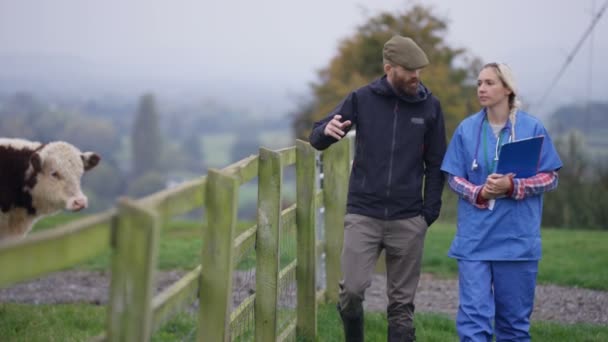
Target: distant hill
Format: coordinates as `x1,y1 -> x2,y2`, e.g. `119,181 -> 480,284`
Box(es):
550,102 -> 608,134
548,102 -> 608,159
0,54 -> 298,118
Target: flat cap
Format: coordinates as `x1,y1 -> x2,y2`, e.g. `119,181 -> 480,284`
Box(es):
383,35 -> 429,70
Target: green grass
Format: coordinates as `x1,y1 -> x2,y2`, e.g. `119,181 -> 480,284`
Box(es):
2,303 -> 607,342
530,321 -> 608,342
0,303 -> 197,342
32,215 -> 258,271
6,217 -> 608,341
151,312 -> 198,341
0,303 -> 105,342
422,223 -> 608,290
32,216 -> 608,290
421,222 -> 459,277
316,303 -> 608,341
317,303 -> 458,341
34,215 -> 206,271
33,214 -> 298,272
539,228 -> 608,290
32,212 -> 87,232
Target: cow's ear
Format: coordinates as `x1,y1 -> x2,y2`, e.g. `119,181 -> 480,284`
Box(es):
82,152 -> 101,171
30,152 -> 43,172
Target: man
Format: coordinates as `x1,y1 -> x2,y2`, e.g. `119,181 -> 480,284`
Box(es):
309,35 -> 447,342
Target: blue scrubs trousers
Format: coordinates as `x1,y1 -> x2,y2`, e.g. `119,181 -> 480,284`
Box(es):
457,260 -> 538,342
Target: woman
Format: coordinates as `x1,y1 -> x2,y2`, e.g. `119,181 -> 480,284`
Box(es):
441,63 -> 562,341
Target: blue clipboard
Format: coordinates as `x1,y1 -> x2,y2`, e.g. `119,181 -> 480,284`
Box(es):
496,136 -> 544,178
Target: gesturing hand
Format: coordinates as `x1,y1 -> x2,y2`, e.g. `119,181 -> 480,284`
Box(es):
324,115 -> 352,140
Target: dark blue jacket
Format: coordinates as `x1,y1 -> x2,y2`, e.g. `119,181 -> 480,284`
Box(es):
309,75 -> 447,224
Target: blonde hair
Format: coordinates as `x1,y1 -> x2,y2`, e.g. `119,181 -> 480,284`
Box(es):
482,62 -> 520,140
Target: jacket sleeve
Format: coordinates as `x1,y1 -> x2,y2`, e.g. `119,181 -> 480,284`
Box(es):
308,92 -> 358,151
422,100 -> 448,226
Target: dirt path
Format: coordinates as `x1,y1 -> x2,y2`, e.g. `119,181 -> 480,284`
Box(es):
367,273 -> 608,325
1,271 -> 606,326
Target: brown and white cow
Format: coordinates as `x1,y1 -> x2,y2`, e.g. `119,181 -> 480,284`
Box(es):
0,138 -> 100,240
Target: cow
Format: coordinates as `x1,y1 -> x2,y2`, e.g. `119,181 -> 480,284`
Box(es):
0,138 -> 100,240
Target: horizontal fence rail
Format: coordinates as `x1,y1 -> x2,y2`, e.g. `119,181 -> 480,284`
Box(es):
0,138 -> 351,342
151,265 -> 201,332
138,176 -> 207,222
0,209 -> 116,287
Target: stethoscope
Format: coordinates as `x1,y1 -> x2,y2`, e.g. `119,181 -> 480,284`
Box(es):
471,113 -> 513,171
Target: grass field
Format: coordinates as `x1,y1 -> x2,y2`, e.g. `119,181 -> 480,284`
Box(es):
7,214 -> 606,341
1,302 -> 607,342
410,222 -> 608,291
201,130 -> 292,169
32,215 -> 608,289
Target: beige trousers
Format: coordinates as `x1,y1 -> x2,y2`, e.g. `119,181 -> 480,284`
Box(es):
338,213 -> 428,328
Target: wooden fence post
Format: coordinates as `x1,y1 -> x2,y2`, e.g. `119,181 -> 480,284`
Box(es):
255,148 -> 283,342
321,139 -> 350,303
198,169 -> 239,342
295,139 -> 317,341
107,198 -> 160,342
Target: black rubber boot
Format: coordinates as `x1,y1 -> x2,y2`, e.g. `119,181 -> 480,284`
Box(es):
388,325 -> 416,342
337,303 -> 364,342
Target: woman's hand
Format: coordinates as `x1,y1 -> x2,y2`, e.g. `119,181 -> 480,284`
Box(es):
481,173 -> 515,199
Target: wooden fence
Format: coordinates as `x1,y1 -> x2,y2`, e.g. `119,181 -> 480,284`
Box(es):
0,139 -> 351,341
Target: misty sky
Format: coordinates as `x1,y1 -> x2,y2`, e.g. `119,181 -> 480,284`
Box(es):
1,0 -> 606,116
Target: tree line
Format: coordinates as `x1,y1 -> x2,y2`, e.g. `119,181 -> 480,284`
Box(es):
291,5 -> 607,229
0,91 -> 286,213
1,4 -> 605,228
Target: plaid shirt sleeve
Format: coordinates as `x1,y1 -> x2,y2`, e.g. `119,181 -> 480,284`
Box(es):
511,171 -> 559,200
447,174 -> 489,209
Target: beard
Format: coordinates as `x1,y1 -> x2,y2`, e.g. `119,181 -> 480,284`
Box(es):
392,71 -> 419,96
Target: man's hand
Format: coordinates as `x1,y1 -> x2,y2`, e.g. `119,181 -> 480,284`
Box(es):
480,173 -> 515,199
324,115 -> 352,140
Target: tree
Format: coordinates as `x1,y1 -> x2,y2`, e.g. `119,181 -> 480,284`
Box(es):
541,132 -> 608,229
0,92 -> 43,139
131,93 -> 163,175
292,5 -> 479,140
82,161 -> 126,210
61,116 -> 119,160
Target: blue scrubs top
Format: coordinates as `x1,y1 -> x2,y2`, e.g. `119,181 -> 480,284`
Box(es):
441,110 -> 563,261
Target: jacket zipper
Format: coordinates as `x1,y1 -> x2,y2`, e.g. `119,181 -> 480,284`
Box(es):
385,101 -> 399,218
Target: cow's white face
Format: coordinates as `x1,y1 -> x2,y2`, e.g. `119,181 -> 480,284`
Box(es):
28,142 -> 100,215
